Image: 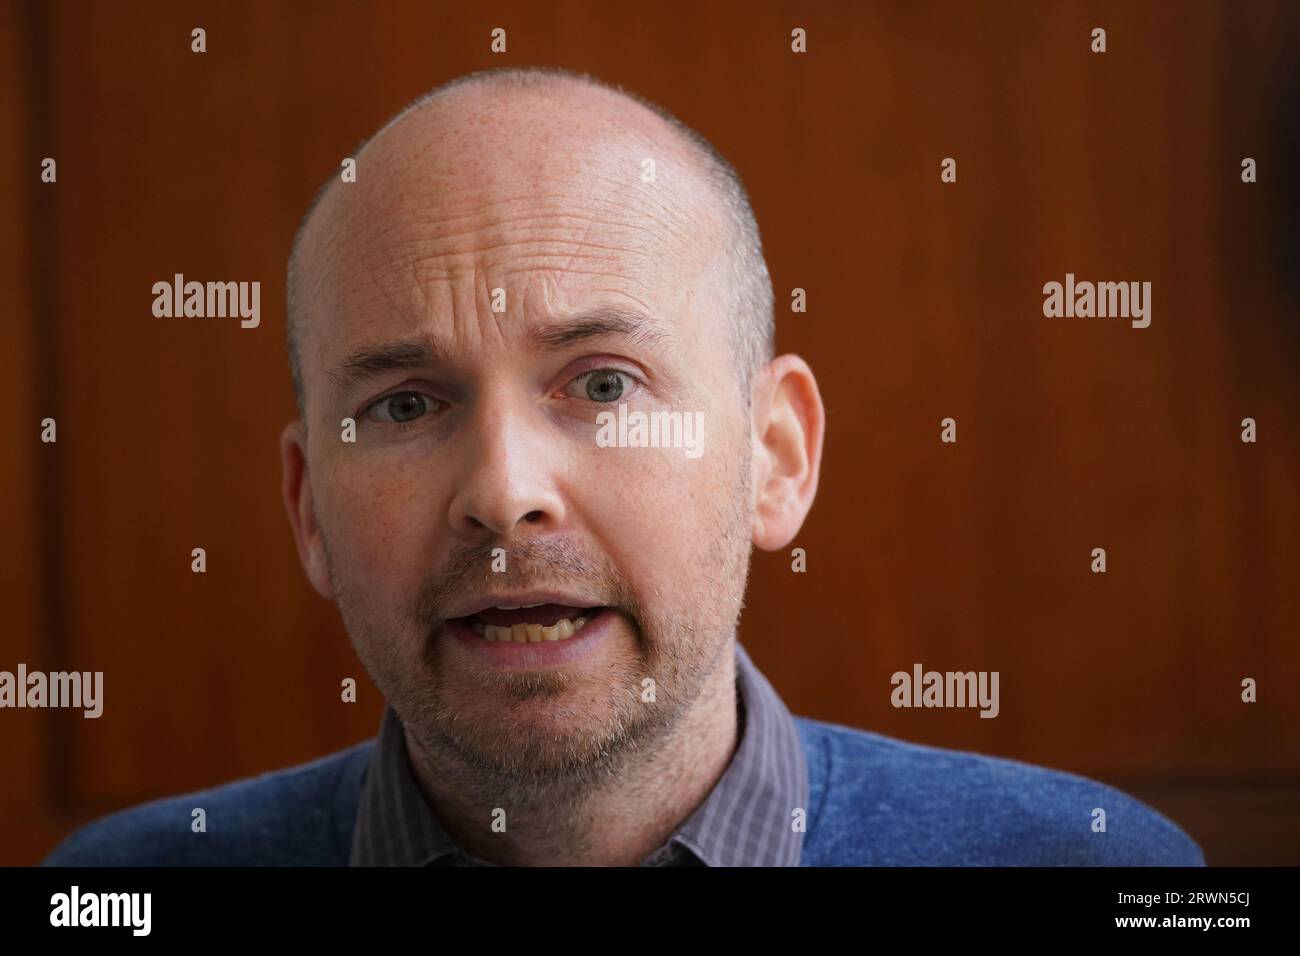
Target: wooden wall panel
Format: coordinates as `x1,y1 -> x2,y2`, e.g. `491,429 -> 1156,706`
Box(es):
2,0 -> 1296,865
746,1 -> 1300,782
0,0 -> 57,866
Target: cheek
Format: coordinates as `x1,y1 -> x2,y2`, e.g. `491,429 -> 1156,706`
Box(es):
314,455 -> 442,605
583,419 -> 746,599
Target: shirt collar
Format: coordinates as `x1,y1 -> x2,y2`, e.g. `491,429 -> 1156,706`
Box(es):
350,641 -> 808,866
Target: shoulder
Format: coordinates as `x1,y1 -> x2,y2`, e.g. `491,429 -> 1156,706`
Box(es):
41,740 -> 375,866
794,717 -> 1205,866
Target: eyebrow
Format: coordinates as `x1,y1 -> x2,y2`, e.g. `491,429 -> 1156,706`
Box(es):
528,306 -> 670,351
327,340 -> 445,393
328,306 -> 670,392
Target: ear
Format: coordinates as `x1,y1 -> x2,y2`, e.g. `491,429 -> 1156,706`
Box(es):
280,420 -> 336,600
750,354 -> 825,551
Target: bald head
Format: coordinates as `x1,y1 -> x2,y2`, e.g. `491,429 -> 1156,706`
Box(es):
284,66 -> 773,419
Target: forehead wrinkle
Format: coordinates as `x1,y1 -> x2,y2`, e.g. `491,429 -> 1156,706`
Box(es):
331,216 -> 713,390
337,124 -> 717,279
298,82 -> 740,402
319,114 -> 722,310
363,232 -> 661,323
341,202 -> 668,307
410,234 -> 654,271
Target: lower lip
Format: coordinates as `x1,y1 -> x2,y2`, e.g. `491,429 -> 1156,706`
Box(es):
442,608 -> 618,670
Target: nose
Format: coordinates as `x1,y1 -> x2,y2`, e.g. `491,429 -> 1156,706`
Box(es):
447,390 -> 567,540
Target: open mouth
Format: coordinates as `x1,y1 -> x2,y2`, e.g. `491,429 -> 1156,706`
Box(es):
455,604 -> 606,643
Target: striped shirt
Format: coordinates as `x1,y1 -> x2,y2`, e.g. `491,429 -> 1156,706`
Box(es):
350,641 -> 809,866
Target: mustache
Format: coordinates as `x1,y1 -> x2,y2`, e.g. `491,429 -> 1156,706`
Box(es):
411,535 -> 639,627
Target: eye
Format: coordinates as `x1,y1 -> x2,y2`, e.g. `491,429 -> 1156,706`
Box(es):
364,391 -> 438,424
568,369 -> 635,403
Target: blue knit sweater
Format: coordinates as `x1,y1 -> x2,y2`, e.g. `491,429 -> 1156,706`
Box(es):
41,717 -> 1205,866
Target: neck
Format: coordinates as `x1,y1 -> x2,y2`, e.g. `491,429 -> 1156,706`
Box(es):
405,648 -> 739,866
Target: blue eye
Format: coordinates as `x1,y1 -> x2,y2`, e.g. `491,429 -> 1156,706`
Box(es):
572,369 -> 632,402
367,391 -> 431,423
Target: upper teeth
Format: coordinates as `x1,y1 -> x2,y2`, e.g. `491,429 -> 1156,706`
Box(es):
494,603 -> 546,610
473,617 -> 591,643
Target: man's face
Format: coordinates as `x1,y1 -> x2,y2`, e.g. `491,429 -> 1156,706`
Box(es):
289,88 -> 757,785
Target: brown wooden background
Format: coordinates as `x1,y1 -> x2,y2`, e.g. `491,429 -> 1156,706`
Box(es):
2,0 -> 1298,866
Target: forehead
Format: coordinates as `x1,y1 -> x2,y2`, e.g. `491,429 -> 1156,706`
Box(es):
294,85 -> 732,383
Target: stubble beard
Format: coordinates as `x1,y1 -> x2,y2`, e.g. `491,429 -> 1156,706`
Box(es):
324,462 -> 755,817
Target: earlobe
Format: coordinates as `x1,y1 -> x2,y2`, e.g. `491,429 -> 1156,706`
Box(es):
279,421 -> 335,600
751,355 -> 825,551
